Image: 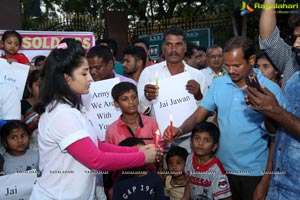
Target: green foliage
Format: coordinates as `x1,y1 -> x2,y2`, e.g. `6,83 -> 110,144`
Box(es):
23,0 -> 292,47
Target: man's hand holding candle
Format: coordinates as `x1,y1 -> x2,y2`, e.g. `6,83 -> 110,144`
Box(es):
163,126 -> 183,142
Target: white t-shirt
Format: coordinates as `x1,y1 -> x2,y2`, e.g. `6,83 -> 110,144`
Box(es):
3,149 -> 39,175
200,67 -> 227,96
185,154 -> 231,200
30,102 -> 99,200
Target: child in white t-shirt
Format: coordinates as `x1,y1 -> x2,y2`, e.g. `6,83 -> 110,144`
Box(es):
0,120 -> 39,175
183,122 -> 231,200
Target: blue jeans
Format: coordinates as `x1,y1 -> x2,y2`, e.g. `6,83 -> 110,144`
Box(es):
267,183 -> 300,200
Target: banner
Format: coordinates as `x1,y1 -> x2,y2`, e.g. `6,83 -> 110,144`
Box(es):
0,58 -> 30,99
0,30 -> 95,61
82,78 -> 121,141
0,171 -> 37,200
152,72 -> 198,133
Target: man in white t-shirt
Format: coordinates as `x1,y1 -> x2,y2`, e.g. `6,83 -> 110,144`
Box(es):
138,26 -> 207,152
200,45 -> 226,94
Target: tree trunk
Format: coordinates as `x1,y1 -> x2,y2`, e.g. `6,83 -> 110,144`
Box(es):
242,15 -> 248,37
231,15 -> 239,36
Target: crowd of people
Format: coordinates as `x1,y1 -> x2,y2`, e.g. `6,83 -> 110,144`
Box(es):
0,0 -> 300,199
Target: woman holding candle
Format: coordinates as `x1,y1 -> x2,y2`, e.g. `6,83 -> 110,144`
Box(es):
30,39 -> 159,200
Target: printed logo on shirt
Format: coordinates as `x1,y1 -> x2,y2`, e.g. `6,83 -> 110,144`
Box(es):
121,185 -> 155,199
218,177 -> 228,189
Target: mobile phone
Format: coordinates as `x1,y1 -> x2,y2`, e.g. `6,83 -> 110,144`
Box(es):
244,73 -> 264,93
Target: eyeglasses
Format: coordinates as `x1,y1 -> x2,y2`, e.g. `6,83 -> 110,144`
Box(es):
208,55 -> 223,60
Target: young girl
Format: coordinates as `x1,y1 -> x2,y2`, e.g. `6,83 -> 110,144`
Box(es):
21,69 -> 40,150
183,122 -> 231,200
0,120 -> 39,175
21,70 -> 40,132
164,146 -> 189,200
30,39 -> 158,200
1,30 -> 30,65
255,51 -> 282,86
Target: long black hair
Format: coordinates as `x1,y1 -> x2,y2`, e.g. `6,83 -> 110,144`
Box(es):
34,39 -> 86,114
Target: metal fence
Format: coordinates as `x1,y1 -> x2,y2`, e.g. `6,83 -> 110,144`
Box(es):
129,15 -> 233,46
23,15 -> 105,33
23,15 -> 234,46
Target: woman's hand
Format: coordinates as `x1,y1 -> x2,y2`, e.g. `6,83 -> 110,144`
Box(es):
139,144 -> 162,163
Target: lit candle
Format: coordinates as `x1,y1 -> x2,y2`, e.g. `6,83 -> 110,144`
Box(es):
155,71 -> 158,88
170,114 -> 173,142
155,129 -> 160,148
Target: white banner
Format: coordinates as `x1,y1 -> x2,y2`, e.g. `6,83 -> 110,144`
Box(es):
152,72 -> 198,133
82,78 -> 121,141
0,58 -> 30,99
0,171 -> 37,200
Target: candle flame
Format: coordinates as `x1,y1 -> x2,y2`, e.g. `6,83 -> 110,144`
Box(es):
169,114 -> 173,121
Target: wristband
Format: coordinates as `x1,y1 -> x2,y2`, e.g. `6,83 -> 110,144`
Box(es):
267,132 -> 276,137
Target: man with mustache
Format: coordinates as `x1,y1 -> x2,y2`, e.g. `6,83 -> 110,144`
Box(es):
243,0 -> 300,198
137,26 -> 207,152
164,36 -> 282,199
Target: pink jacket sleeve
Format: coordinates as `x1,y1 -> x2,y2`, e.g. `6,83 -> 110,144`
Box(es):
98,139 -> 139,153
66,137 -> 145,171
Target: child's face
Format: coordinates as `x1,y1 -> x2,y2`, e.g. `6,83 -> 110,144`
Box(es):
2,36 -> 20,56
256,57 -> 278,82
28,78 -> 41,98
6,128 -> 29,156
191,131 -> 217,157
167,155 -> 185,177
115,89 -> 139,114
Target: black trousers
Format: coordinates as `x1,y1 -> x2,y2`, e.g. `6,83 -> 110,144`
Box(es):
227,174 -> 262,200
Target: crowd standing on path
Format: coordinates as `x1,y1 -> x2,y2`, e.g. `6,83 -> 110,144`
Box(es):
1,0 -> 300,198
